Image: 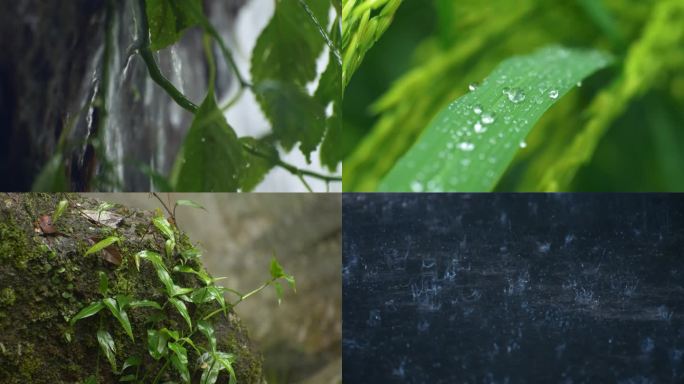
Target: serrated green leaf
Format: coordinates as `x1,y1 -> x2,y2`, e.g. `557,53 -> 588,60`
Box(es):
168,342 -> 190,383
239,137 -> 277,192
147,329 -> 169,360
96,330 -> 117,372
169,297 -> 192,330
197,320 -> 216,352
145,0 -> 201,51
251,0 -> 328,87
98,271 -> 109,296
70,301 -> 104,325
53,200 -> 68,223
103,297 -> 134,341
379,45 -> 613,192
175,199 -> 205,210
254,81 -> 326,161
85,237 -> 120,256
172,88 -> 244,191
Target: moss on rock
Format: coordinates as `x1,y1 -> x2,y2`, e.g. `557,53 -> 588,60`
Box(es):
0,193 -> 263,383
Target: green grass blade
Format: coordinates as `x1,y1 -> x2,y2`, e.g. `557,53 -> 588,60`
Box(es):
379,45 -> 612,192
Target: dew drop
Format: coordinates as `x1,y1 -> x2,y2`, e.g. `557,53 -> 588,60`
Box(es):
473,121 -> 486,133
411,181 -> 424,192
505,88 -> 526,103
458,142 -> 475,151
548,89 -> 559,99
468,82 -> 478,91
473,104 -> 483,114
519,141 -> 527,148
481,113 -> 496,125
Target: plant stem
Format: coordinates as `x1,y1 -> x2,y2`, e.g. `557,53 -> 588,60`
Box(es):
242,142 -> 342,183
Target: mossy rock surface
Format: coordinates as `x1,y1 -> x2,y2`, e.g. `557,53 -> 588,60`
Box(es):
0,193 -> 263,383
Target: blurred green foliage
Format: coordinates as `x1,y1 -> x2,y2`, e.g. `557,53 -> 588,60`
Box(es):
343,0 -> 684,191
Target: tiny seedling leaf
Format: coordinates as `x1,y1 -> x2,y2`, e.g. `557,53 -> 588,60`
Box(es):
96,330 -> 117,372
53,200 -> 68,223
70,302 -> 105,325
169,297 -> 192,330
379,45 -> 613,192
85,237 -> 121,256
103,297 -> 134,341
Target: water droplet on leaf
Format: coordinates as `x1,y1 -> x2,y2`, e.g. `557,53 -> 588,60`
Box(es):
481,113 -> 495,125
519,141 -> 527,148
458,142 -> 475,151
468,82 -> 478,91
473,104 -> 483,115
504,88 -> 526,103
474,122 -> 486,133
411,181 -> 424,192
548,89 -> 559,99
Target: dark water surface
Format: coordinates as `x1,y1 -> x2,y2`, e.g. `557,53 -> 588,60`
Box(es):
343,194 -> 684,383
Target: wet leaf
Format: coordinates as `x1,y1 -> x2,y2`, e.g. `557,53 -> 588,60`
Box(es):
85,237 -> 121,256
174,265 -> 212,286
96,330 -> 117,372
70,302 -> 105,325
197,320 -> 216,352
379,45 -> 613,192
121,355 -> 142,373
152,215 -> 174,241
168,341 -> 190,383
172,88 -> 244,192
214,352 -> 237,384
145,0 -> 201,51
128,300 -> 162,310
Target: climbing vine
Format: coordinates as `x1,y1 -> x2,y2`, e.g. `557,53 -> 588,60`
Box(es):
34,0 -> 342,192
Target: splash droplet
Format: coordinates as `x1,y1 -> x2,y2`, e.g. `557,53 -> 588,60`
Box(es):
473,104 -> 483,114
548,89 -> 559,99
458,142 -> 475,151
481,113 -> 495,125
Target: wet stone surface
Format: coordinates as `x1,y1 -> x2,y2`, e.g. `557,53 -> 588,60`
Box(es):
343,194 -> 684,383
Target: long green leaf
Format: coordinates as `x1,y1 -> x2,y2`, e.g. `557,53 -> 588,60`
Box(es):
152,215 -> 174,241
103,297 -> 134,341
96,330 -> 117,372
70,302 -> 105,325
197,320 -> 216,352
169,342 -> 190,383
147,329 -> 169,360
85,237 -> 120,256
379,45 -> 613,192
169,297 -> 192,330
53,200 -> 68,223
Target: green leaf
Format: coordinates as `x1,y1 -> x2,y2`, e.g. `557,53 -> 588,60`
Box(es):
214,352 -> 237,384
317,23 -> 343,171
145,0 -> 201,51
165,238 -> 176,258
147,329 -> 169,360
53,200 -> 68,223
85,237 -> 121,256
121,355 -> 142,372
152,215 -> 174,241
103,297 -> 134,341
254,80 -> 326,161
135,250 -> 166,273
128,300 -> 162,310
169,297 -> 192,330
160,327 -> 180,341
172,88 -> 244,192
251,0 -> 328,87
197,320 -> 217,352
97,330 -> 117,372
239,137 -> 277,192
200,359 -> 221,384
379,45 -> 613,192
180,248 -> 201,261
70,301 -> 105,325
98,271 -> 109,296
274,281 -> 283,305
84,376 -> 97,384
119,375 -> 137,382
32,154 -> 68,192
168,342 -> 190,383
269,257 -> 286,279
175,199 -> 205,210
174,265 -> 212,286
